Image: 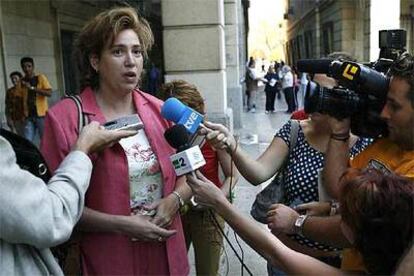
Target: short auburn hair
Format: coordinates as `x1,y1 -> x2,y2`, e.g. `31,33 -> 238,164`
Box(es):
158,80 -> 205,115
74,6 -> 154,90
340,168 -> 413,275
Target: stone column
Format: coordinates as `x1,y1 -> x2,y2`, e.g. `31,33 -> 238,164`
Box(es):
315,6 -> 321,57
162,0 -> 231,128
224,0 -> 243,129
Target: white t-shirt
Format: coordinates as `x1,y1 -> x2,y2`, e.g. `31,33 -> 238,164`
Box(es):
282,71 -> 294,89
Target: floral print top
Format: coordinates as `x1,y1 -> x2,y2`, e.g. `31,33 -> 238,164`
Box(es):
119,124 -> 162,216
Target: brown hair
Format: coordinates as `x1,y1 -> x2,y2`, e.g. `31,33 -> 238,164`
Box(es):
74,6 -> 154,90
340,168 -> 413,275
389,52 -> 414,106
327,52 -> 357,62
158,80 -> 205,114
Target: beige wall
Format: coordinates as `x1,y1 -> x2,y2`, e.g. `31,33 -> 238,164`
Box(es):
162,0 -> 228,117
2,0 -> 58,92
0,0 -> 111,121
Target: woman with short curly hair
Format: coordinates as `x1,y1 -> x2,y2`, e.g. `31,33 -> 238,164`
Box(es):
41,7 -> 190,275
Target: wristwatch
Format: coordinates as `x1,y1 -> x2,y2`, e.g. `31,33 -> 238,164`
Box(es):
294,214 -> 308,237
172,191 -> 185,208
30,86 -> 35,90
330,201 -> 340,216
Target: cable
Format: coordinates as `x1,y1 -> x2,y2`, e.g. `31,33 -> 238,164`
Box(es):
234,231 -> 244,276
220,236 -> 230,276
209,210 -> 253,276
228,138 -> 239,204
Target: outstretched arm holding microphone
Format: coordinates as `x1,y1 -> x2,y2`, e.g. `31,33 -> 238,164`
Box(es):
198,121 -> 289,186
185,171 -> 343,275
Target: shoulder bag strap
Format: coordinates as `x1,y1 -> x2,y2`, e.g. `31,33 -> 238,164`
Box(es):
276,119 -> 301,203
289,120 -> 300,152
279,119 -> 300,171
64,95 -> 88,131
277,119 -> 300,180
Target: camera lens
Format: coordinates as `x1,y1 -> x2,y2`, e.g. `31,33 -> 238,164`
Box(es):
304,81 -> 363,119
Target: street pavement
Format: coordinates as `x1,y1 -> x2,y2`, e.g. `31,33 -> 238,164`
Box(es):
189,90 -> 291,276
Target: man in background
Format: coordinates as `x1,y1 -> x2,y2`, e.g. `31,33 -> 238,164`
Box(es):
20,56 -> 52,142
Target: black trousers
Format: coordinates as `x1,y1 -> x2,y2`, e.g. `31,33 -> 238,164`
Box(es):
265,89 -> 276,111
283,87 -> 296,112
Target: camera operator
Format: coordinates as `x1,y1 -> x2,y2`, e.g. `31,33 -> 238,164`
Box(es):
324,51 -> 414,198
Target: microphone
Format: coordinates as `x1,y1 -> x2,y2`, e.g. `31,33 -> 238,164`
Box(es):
296,59 -> 333,73
164,125 -> 206,176
161,98 -> 233,151
161,98 -> 204,135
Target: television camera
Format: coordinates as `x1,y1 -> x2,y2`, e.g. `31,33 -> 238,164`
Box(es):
297,29 -> 407,138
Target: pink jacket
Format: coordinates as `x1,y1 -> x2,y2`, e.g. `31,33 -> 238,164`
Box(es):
41,87 -> 189,275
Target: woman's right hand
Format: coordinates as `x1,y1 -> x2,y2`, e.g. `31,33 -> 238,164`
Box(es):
199,121 -> 237,153
120,214 -> 177,242
73,121 -> 137,154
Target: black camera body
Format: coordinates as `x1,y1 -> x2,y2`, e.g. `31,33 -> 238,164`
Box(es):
298,29 -> 407,138
301,60 -> 389,137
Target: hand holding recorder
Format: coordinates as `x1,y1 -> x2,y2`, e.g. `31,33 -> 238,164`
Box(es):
73,121 -> 138,154
103,114 -> 144,131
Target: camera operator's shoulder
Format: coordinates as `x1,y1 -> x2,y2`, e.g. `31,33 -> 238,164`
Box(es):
351,138 -> 411,171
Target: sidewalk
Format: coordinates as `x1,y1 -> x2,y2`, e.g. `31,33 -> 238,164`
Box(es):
189,90 -> 291,275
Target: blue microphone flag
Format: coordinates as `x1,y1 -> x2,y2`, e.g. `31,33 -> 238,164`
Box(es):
161,97 -> 204,134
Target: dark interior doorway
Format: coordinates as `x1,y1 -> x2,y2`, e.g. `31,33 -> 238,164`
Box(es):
61,30 -> 78,95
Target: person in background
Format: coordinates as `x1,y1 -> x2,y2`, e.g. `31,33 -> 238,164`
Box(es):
158,79 -> 238,276
264,66 -> 278,114
5,71 -> 26,136
20,57 -> 52,142
244,56 -> 255,110
297,72 -> 309,109
147,62 -> 161,96
292,66 -> 300,109
41,7 -> 190,275
1,121 -> 137,275
187,167 -> 413,275
280,65 -> 295,113
246,59 -> 267,113
273,62 -> 282,101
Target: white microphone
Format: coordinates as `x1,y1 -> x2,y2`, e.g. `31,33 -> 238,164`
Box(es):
164,125 -> 206,176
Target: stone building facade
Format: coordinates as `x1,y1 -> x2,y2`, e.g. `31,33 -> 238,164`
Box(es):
283,0 -> 413,65
0,0 -> 249,129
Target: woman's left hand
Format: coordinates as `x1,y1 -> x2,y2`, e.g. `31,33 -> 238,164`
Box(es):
145,196 -> 180,229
